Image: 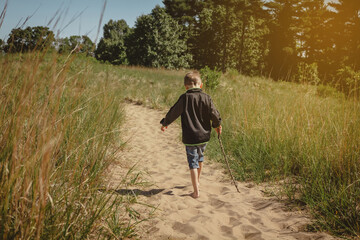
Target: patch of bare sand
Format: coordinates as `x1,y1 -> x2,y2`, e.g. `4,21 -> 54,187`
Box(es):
109,103 -> 337,240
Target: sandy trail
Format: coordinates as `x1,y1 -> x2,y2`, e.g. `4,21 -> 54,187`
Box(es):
110,103 -> 336,240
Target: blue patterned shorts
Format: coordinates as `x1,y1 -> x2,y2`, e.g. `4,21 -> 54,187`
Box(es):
185,144 -> 207,169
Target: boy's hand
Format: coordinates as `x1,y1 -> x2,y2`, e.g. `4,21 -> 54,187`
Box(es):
215,125 -> 222,135
161,125 -> 168,132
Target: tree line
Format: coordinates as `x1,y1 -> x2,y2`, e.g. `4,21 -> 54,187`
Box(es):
2,26 -> 95,55
2,0 -> 360,96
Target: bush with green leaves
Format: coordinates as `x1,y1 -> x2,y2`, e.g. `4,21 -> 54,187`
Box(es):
200,66 -> 221,90
225,68 -> 240,80
294,62 -> 320,85
317,84 -> 344,99
336,66 -> 360,97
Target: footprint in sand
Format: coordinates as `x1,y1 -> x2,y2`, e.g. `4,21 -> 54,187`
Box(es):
240,225 -> 263,240
172,221 -> 196,235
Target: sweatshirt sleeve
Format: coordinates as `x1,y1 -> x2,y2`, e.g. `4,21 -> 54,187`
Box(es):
160,95 -> 184,126
209,97 -> 222,128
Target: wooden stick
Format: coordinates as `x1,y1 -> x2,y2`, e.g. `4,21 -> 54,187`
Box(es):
218,135 -> 240,193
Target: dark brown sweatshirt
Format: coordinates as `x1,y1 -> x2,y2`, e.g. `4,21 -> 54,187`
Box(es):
160,88 -> 221,145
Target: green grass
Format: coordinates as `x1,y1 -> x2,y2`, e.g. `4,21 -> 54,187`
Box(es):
1,52 -> 359,238
207,74 -> 360,237
0,52 -> 151,239
85,62 -> 359,238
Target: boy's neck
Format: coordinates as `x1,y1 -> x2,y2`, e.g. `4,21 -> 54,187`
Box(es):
186,85 -> 201,90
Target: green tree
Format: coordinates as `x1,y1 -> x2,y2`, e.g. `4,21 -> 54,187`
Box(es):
163,0 -> 213,68
81,36 -> 94,53
126,6 -> 191,69
58,35 -> 94,54
163,0 -> 202,26
192,7 -> 219,69
69,35 -> 82,51
296,0 -> 333,81
328,0 -> 360,71
237,16 -> 269,76
265,0 -> 299,80
5,26 -> 54,53
192,0 -> 268,75
297,0 -> 329,63
95,19 -> 130,65
57,37 -> 71,53
70,35 -> 94,53
195,0 -> 244,72
0,39 -> 4,53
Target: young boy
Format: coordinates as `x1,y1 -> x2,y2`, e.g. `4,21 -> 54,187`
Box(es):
160,71 -> 222,198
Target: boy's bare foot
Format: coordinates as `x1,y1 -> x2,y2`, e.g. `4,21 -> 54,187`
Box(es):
190,192 -> 200,198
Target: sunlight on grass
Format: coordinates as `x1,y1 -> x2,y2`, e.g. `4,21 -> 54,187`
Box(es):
100,64 -> 360,237
0,52 -> 152,239
1,49 -> 359,237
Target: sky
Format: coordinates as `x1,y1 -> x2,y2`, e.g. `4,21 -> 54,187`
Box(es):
0,0 -> 164,43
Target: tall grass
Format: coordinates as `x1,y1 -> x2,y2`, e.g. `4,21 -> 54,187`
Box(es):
0,51 -> 150,239
5,48 -> 355,237
96,65 -> 360,237
207,74 -> 360,237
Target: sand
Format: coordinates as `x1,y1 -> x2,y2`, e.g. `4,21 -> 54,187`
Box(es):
109,103 -> 337,240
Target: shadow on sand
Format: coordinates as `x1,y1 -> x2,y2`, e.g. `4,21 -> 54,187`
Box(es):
115,188 -> 165,197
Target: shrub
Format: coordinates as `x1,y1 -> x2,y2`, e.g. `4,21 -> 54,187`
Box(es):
200,66 -> 221,90
225,68 -> 240,80
336,66 -> 360,97
317,84 -> 345,99
294,62 -> 320,85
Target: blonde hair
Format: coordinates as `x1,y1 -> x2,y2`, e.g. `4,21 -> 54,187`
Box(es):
184,71 -> 202,86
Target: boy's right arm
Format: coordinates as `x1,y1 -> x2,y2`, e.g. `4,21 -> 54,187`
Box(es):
209,98 -> 222,129
208,97 -> 222,135
160,95 -> 184,129
215,125 -> 222,135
